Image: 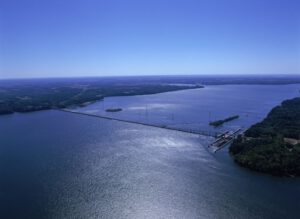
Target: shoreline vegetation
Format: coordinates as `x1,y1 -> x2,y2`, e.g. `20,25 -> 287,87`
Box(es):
230,97 -> 300,176
0,78 -> 203,115
209,115 -> 239,127
2,75 -> 300,116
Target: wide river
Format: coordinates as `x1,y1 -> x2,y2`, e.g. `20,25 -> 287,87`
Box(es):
1,85 -> 300,219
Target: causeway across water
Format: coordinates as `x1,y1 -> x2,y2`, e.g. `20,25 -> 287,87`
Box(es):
58,109 -> 221,138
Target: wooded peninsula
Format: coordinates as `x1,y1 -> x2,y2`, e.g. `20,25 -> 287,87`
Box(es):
209,115 -> 239,127
230,97 -> 300,176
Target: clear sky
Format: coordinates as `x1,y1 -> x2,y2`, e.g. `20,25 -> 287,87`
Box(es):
0,0 -> 299,78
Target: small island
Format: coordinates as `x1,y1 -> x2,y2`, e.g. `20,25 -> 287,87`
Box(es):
230,97 -> 300,176
209,115 -> 239,127
106,108 -> 122,112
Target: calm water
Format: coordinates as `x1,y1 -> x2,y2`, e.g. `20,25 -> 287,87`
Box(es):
1,85 -> 300,219
70,85 -> 300,133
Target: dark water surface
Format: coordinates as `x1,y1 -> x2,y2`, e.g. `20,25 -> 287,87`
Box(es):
1,85 -> 300,219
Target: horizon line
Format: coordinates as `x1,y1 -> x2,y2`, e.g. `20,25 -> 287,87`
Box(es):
1,73 -> 300,80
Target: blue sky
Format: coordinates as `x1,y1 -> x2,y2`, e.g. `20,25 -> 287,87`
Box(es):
0,0 -> 299,78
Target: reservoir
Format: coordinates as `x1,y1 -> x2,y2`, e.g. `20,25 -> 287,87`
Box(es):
70,84 -> 300,134
1,85 -> 300,219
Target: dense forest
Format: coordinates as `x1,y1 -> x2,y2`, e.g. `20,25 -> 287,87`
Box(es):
230,97 -> 300,176
0,78 -> 203,115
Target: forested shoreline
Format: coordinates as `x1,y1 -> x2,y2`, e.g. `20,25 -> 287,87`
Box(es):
0,79 -> 203,115
230,97 -> 300,176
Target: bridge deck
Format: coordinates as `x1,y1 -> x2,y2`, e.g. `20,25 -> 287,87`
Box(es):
58,109 -> 219,138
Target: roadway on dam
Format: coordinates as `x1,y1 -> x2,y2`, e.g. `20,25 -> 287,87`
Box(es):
58,109 -> 221,138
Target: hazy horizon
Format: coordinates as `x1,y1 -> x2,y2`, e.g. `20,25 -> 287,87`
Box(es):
1,73 -> 300,81
1,0 -> 299,79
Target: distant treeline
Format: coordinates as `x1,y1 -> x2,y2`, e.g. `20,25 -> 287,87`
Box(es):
230,97 -> 300,176
0,79 -> 203,115
209,115 -> 239,127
